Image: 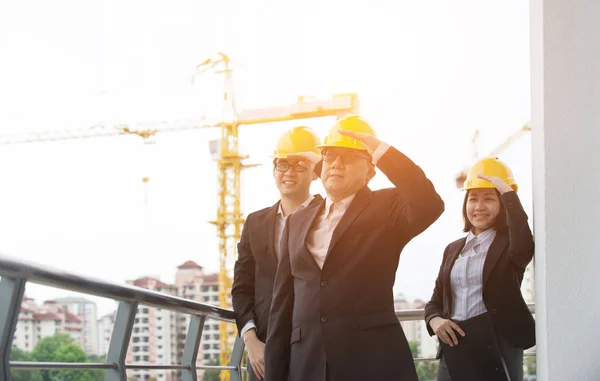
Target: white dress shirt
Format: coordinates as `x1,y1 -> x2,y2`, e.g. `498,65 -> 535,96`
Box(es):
450,228 -> 497,321
306,194 -> 356,269
274,195 -> 315,258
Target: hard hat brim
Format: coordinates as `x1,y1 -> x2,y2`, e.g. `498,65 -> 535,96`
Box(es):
315,143 -> 368,151
462,182 -> 519,193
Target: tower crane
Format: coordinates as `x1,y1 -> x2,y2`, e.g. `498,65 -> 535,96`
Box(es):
454,123 -> 531,189
0,53 -> 359,381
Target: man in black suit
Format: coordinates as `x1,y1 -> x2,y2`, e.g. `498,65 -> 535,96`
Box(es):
264,115 -> 444,381
231,126 -> 323,380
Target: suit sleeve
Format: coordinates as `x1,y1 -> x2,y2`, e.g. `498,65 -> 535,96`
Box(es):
264,219 -> 294,381
231,217 -> 256,334
424,244 -> 451,336
376,146 -> 445,238
502,191 -> 535,270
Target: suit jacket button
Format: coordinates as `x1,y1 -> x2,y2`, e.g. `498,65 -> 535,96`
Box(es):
321,280 -> 328,287
321,317 -> 328,323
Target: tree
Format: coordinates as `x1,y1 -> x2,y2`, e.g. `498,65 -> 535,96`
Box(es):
203,359 -> 221,381
30,334 -> 74,381
30,334 -> 101,381
416,361 -> 439,381
31,334 -> 74,361
408,341 -> 420,358
86,355 -> 106,381
86,355 -> 105,362
241,353 -> 250,381
49,343 -> 95,381
524,355 -> 536,376
9,347 -> 43,381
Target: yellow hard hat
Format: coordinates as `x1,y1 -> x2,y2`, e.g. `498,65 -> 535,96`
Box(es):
273,126 -> 321,159
317,115 -> 376,151
463,157 -> 518,192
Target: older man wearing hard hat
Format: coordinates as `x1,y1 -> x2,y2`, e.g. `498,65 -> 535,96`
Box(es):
232,126 -> 323,381
264,115 -> 444,381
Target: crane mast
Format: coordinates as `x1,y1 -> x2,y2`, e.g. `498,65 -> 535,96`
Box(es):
455,123 -> 531,189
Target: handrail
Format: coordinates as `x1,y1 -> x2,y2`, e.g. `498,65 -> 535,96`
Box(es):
1,253 -> 536,379
395,304 -> 535,321
0,253 -> 234,322
0,253 -> 536,323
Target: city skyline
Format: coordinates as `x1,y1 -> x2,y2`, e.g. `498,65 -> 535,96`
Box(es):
12,258 -> 533,381
14,271 -> 445,356
13,251 -> 534,319
13,260 -> 235,381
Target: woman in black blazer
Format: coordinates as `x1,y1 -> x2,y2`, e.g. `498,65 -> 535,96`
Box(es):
425,158 -> 535,381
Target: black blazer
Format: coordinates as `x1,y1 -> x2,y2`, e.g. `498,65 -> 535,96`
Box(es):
424,191 -> 536,353
231,195 -> 323,343
264,147 -> 444,381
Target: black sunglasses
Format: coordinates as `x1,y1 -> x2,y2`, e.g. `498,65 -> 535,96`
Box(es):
321,149 -> 372,164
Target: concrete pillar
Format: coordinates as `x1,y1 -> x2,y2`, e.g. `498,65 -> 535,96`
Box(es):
530,0 -> 600,379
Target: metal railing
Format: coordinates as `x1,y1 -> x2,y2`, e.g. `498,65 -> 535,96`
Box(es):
394,305 -> 536,363
0,253 -> 535,381
0,253 -> 242,381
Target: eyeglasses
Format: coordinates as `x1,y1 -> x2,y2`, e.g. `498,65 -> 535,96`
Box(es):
321,149 -> 372,165
274,161 -> 309,172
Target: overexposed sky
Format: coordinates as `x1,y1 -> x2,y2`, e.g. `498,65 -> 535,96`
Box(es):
0,0 -> 532,316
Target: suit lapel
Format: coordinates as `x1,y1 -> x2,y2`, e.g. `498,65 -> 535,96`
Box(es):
294,200 -> 325,271
265,195 -> 322,264
443,237 -> 466,317
482,231 -> 509,287
262,201 -> 279,263
325,186 -> 373,258
308,194 -> 323,208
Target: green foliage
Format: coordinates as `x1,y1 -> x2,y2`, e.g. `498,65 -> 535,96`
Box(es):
9,347 -> 29,362
86,355 -> 105,363
524,355 -> 536,376
27,334 -> 105,381
31,334 -> 74,362
9,347 -> 43,381
49,343 -> 96,381
416,361 -> 439,381
408,341 -> 420,358
86,355 -> 106,381
30,334 -> 74,381
203,359 -> 221,381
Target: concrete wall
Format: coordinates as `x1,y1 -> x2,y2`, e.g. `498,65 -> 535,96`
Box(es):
530,0 -> 600,379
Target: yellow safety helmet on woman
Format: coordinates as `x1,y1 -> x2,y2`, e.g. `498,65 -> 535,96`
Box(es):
462,157 -> 518,192
273,126 -> 321,159
317,115 -> 376,151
